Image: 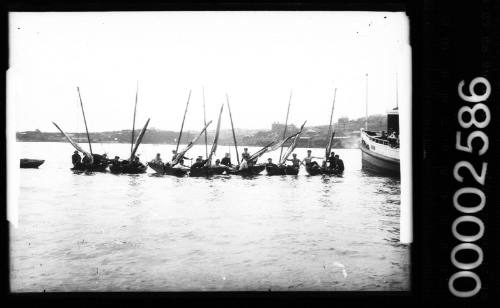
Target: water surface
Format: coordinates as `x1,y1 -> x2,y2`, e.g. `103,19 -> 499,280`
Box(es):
11,142 -> 409,291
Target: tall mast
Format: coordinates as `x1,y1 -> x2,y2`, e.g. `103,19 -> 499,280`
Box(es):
279,90 -> 292,162
76,86 -> 93,156
130,81 -> 139,156
365,73 -> 368,130
176,89 -> 192,154
226,93 -> 240,165
325,88 -> 337,160
202,87 -> 208,158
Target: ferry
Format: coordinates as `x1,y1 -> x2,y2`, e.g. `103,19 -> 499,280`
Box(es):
360,107 -> 400,176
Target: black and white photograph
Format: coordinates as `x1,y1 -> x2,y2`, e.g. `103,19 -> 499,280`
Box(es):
7,11 -> 412,292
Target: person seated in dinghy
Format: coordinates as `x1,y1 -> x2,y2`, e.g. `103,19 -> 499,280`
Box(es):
72,150 -> 82,168
191,156 -> 208,170
327,151 -> 336,169
265,158 -> 278,168
82,152 -> 93,168
302,150 -> 321,169
112,156 -> 121,166
221,153 -> 232,167
92,153 -> 108,165
131,155 -> 143,166
241,148 -> 251,161
335,154 -> 345,173
150,153 -> 163,165
239,157 -> 249,170
285,153 -> 301,168
171,150 -> 191,166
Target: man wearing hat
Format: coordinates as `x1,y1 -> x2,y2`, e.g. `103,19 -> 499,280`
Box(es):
72,150 -> 81,168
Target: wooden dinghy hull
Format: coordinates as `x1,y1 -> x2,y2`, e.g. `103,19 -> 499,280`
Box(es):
305,165 -> 343,176
20,159 -> 45,169
71,162 -> 109,172
189,166 -> 229,177
147,162 -> 188,176
229,164 -> 266,176
265,165 -> 299,175
109,163 -> 147,174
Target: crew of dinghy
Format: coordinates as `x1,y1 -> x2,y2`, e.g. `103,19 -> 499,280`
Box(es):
45,86 -> 344,177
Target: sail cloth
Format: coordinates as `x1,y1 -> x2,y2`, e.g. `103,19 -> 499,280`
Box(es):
130,118 -> 150,161
248,132 -> 300,162
205,104 -> 224,166
325,131 -> 336,160
52,121 -> 93,164
279,121 -> 307,165
172,120 -> 213,166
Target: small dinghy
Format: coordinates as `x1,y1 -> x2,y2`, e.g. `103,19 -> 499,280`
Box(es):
20,159 -> 45,169
229,164 -> 266,176
109,161 -> 147,174
265,165 -> 299,176
305,165 -> 343,176
147,161 -> 189,177
189,166 -> 228,177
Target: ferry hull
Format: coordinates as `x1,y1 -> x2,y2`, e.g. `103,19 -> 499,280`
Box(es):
360,145 -> 400,176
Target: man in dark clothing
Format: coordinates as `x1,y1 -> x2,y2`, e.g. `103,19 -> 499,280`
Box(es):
335,155 -> 344,172
221,153 -> 232,167
265,158 -> 278,168
190,156 -> 208,169
327,151 -> 336,169
112,156 -> 120,166
72,151 -> 81,167
81,153 -> 92,167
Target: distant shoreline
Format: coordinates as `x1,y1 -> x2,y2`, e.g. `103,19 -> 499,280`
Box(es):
15,140 -> 360,149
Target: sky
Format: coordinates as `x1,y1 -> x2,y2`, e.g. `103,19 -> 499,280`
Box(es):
8,11 -> 411,133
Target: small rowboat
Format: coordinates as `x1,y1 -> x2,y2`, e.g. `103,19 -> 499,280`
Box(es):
109,162 -> 147,174
71,162 -> 109,173
189,166 -> 229,177
147,161 -> 189,177
265,165 -> 299,176
229,164 -> 266,176
305,164 -> 343,176
20,159 -> 45,169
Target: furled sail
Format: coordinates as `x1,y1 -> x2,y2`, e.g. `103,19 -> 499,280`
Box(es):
172,120 -> 213,166
130,118 -> 150,161
279,121 -> 307,165
52,121 -> 93,164
248,132 -> 299,162
205,104 -> 224,166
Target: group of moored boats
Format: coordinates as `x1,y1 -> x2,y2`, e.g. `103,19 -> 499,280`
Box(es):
45,86 -> 347,177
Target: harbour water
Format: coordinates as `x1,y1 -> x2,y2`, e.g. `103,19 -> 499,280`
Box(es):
10,142 -> 409,291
